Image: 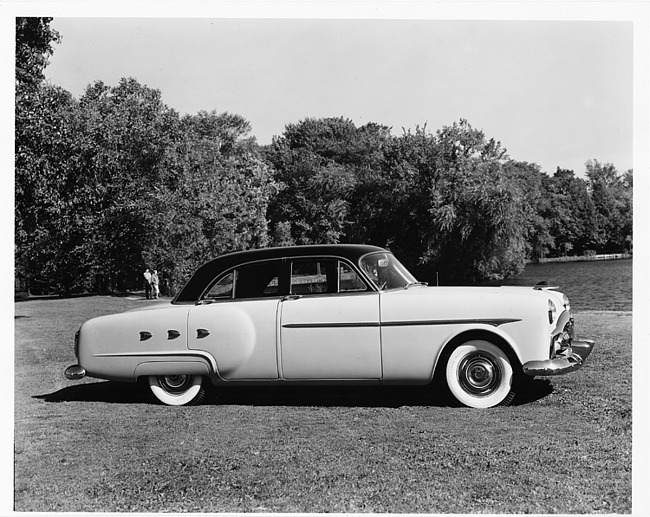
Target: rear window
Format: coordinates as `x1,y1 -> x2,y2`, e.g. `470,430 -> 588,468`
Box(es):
202,260 -> 281,300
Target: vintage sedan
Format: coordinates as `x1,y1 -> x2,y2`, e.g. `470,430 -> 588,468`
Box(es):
65,244 -> 594,408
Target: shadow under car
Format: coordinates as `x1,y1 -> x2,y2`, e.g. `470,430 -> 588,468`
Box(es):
35,377 -> 553,407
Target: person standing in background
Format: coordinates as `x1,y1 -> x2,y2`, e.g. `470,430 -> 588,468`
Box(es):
151,269 -> 160,299
143,268 -> 153,299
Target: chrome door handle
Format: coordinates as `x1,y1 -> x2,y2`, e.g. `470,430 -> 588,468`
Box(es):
282,295 -> 302,301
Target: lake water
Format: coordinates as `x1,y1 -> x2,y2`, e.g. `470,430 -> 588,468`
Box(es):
480,259 -> 633,311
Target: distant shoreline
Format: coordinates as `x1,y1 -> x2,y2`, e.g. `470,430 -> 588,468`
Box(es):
533,253 -> 632,264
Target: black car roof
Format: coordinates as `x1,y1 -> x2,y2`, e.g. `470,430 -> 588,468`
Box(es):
173,244 -> 387,302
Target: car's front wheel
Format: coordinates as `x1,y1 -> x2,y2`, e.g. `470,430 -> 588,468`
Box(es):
148,375 -> 206,406
444,340 -> 516,408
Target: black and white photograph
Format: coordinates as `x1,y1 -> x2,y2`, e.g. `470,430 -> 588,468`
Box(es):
5,1 -> 648,514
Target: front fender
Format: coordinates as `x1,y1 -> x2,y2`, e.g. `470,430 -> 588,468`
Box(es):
433,324 -> 524,380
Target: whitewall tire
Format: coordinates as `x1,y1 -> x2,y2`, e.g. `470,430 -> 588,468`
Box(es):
445,340 -> 515,408
148,374 -> 206,406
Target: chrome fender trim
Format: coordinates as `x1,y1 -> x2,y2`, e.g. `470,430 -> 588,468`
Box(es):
134,360 -> 211,378
93,349 -> 219,374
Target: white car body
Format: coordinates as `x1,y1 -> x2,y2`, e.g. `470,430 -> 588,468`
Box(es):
66,244 -> 594,408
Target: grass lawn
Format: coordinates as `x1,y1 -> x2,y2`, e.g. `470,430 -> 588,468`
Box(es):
13,296 -> 632,513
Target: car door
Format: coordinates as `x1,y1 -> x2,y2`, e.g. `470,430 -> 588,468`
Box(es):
279,258 -> 382,379
187,259 -> 282,380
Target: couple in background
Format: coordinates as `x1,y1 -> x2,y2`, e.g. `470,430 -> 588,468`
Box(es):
143,268 -> 160,299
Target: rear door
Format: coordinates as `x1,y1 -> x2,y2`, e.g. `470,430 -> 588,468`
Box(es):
188,260 -> 282,380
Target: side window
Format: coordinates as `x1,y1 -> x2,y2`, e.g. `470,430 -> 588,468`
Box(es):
290,259 -> 369,295
204,271 -> 234,299
203,260 -> 281,301
234,261 -> 281,299
290,259 -> 335,295
338,261 -> 368,292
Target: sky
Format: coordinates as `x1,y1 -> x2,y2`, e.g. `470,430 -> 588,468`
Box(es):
40,15 -> 635,177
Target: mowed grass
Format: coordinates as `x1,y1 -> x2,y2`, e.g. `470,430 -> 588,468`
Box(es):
14,296 -> 631,513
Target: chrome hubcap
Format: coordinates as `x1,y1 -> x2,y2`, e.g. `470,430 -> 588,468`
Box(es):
458,353 -> 501,396
159,375 -> 192,394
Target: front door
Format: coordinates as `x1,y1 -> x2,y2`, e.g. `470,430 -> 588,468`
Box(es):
279,258 -> 382,379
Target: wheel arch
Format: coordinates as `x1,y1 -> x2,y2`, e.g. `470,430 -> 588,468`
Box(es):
432,328 -> 522,382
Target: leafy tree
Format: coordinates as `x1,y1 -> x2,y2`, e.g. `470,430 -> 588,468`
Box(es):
74,78 -> 181,290
421,156 -> 529,282
502,161 -> 554,261
15,85 -> 93,294
182,110 -> 256,155
355,120 -> 530,283
15,17 -> 60,91
432,119 -> 507,165
15,17 -> 77,293
74,82 -> 279,293
586,159 -> 631,252
266,117 -> 389,245
351,125 -> 439,265
620,170 -> 633,251
541,168 -> 598,256
145,111 -> 278,293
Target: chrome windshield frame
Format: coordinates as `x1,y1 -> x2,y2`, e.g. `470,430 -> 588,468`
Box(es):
359,251 -> 419,291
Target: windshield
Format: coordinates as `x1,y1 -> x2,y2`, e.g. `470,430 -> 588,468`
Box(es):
360,252 -> 418,291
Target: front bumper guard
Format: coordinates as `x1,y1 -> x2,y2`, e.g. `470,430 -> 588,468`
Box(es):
522,339 -> 595,376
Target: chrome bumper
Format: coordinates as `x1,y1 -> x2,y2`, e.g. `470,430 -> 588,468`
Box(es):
522,339 -> 595,376
64,364 -> 86,380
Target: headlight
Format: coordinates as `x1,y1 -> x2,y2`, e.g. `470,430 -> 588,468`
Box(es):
548,299 -> 557,324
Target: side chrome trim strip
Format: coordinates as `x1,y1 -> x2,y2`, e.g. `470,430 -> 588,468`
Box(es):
282,322 -> 380,329
382,318 -> 521,328
282,318 -> 521,329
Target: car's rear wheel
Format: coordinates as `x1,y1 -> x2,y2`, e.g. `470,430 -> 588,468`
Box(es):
148,374 -> 206,406
444,340 -> 516,408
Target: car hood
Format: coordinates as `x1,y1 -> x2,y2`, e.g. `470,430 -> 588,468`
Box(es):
380,284 -> 566,321
389,284 -> 564,299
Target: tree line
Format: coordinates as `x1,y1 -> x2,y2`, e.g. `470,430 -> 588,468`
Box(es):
15,18 -> 633,296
